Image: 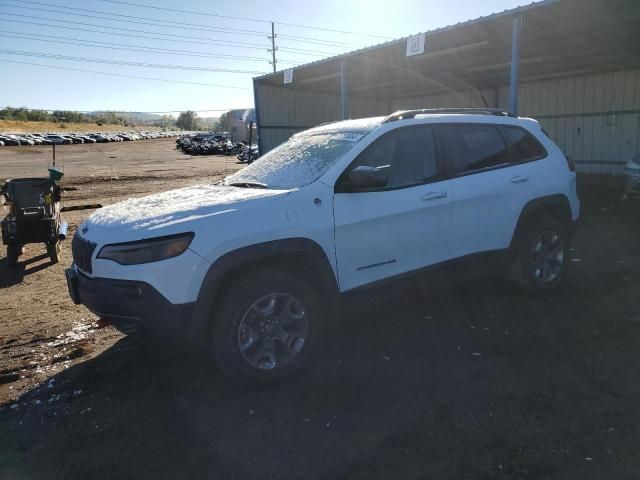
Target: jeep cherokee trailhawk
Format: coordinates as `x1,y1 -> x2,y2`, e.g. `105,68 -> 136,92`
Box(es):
66,108 -> 580,385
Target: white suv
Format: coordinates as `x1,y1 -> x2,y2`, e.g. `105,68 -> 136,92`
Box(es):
66,108 -> 580,385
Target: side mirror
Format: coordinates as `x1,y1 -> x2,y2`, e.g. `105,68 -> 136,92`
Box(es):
348,166 -> 388,190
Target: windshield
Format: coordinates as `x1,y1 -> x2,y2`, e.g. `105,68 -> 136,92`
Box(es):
224,132 -> 364,189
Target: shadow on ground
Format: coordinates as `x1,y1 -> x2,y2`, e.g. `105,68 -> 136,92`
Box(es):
1,187 -> 640,480
0,252 -> 55,289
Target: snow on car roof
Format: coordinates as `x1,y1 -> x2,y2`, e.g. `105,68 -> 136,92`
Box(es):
301,116 -> 385,135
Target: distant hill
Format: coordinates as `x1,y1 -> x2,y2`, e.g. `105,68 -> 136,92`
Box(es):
86,111 -> 162,122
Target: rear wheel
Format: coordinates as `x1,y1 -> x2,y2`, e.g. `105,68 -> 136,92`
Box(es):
211,270 -> 323,386
47,240 -> 61,264
513,215 -> 570,293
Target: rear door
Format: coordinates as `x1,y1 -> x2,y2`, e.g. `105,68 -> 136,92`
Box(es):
333,125 -> 452,291
440,123 -> 548,259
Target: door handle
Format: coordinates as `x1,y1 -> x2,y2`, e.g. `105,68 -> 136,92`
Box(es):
421,191 -> 447,201
509,175 -> 529,184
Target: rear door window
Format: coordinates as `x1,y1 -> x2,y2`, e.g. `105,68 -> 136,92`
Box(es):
439,124 -> 510,175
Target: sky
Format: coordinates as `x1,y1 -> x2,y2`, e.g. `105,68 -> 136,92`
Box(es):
0,0 -> 528,117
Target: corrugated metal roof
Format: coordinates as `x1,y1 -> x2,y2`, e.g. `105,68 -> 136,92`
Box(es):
255,0 -> 559,81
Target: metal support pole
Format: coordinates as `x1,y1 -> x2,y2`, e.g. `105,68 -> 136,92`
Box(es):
52,143 -> 56,167
340,59 -> 348,120
247,121 -> 253,162
509,15 -> 522,116
252,77 -> 263,156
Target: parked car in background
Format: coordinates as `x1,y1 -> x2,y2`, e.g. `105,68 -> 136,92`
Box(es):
22,134 -> 43,145
3,135 -> 33,146
88,134 -> 110,143
45,135 -> 73,145
0,130 -> 181,146
65,135 -> 84,144
623,154 -> 640,199
0,136 -> 20,146
31,134 -> 53,145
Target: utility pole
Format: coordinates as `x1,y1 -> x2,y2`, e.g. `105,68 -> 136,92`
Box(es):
267,21 -> 277,73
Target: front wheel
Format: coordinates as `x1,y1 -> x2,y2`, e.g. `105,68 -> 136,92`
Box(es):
513,215 -> 571,293
210,270 -> 323,386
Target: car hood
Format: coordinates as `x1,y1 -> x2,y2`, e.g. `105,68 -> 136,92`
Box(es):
82,183 -> 290,241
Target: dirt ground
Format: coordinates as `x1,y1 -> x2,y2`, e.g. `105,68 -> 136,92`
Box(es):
1,140 -> 640,479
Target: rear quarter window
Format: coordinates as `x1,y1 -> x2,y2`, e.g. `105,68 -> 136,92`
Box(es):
501,126 -> 547,162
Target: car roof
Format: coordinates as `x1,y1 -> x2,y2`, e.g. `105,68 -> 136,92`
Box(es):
301,112 -> 540,137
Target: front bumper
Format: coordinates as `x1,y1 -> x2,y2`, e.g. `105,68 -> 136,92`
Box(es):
66,267 -> 201,345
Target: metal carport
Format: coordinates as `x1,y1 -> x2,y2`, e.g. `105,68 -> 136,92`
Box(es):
253,0 -> 640,174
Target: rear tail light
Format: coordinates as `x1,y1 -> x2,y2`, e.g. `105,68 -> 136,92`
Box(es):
565,155 -> 575,172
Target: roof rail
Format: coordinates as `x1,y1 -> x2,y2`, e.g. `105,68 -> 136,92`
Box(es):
382,108 -> 515,123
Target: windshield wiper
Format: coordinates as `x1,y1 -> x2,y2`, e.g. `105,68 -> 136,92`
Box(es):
228,181 -> 268,189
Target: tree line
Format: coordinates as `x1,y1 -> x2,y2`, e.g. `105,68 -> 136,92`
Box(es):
0,107 -> 146,127
1,107 -> 224,131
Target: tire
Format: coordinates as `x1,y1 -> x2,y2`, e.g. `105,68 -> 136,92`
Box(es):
47,241 -> 61,264
6,244 -> 19,266
211,270 -> 323,386
512,215 -> 570,293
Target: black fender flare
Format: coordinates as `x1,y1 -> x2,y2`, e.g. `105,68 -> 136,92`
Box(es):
190,237 -> 339,341
509,194 -> 573,253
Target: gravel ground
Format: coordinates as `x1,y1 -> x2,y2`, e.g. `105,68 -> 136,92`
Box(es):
0,141 -> 639,479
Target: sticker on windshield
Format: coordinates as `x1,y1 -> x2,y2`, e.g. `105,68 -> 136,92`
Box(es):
331,133 -> 364,142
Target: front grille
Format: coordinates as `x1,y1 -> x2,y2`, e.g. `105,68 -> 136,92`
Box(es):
72,231 -> 97,273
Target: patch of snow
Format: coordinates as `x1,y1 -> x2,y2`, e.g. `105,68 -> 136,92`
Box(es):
305,117 -> 384,134
225,132 -> 364,190
47,321 -> 95,347
88,184 -> 286,231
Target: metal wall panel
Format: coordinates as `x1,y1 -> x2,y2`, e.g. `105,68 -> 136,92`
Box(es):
258,69 -> 640,175
256,84 -> 388,153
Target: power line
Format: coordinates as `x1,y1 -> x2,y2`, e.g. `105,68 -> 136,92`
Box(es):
3,0 -> 268,36
4,0 -> 358,48
96,0 -> 394,39
0,32 -> 305,65
99,0 -> 268,24
0,59 -> 251,89
0,13 -> 269,49
0,49 -> 269,74
0,17 -> 337,56
0,32 -> 270,63
0,2 -> 265,39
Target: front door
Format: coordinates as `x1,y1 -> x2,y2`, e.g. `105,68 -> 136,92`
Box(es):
333,125 -> 452,292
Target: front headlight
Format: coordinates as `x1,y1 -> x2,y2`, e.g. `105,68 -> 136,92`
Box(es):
97,232 -> 194,265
